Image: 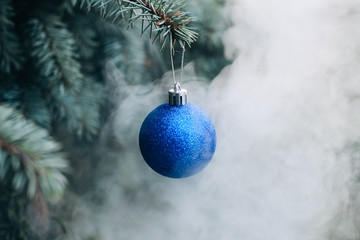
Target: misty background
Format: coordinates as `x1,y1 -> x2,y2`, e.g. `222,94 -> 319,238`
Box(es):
67,0 -> 360,239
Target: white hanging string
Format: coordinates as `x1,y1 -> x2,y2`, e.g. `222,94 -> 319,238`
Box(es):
180,44 -> 185,83
169,40 -> 186,85
170,38 -> 176,84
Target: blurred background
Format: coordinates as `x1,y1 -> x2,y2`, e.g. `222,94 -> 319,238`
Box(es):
1,0 -> 360,239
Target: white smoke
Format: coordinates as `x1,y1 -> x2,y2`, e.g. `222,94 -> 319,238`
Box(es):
69,0 -> 360,239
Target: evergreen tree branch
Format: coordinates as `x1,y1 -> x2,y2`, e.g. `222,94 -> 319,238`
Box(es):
25,17 -> 83,91
98,23 -> 146,84
0,0 -> 24,73
0,75 -> 21,108
73,0 -> 198,51
48,76 -> 104,139
24,17 -> 104,138
21,86 -> 51,130
0,104 -> 69,202
68,14 -> 98,59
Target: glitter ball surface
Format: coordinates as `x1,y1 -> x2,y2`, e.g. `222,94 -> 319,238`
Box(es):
139,103 -> 216,178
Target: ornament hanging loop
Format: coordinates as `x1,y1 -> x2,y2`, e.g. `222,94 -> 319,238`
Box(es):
180,43 -> 185,83
168,40 -> 187,106
170,37 -> 176,84
169,39 -> 186,84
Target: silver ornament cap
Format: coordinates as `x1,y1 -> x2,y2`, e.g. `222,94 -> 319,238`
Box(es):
169,82 -> 187,106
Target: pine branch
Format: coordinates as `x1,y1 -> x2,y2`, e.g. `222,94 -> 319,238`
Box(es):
25,17 -> 83,91
68,13 -> 98,59
99,26 -> 146,84
0,75 -> 21,108
0,104 -> 69,202
22,86 -> 51,130
73,0 -> 198,51
76,77 -> 104,139
24,16 -> 104,138
49,77 -> 104,140
0,0 -> 24,73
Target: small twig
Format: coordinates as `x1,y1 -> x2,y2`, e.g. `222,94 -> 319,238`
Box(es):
79,0 -> 198,50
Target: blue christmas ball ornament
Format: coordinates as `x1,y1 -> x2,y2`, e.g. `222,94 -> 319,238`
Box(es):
139,84 -> 216,178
